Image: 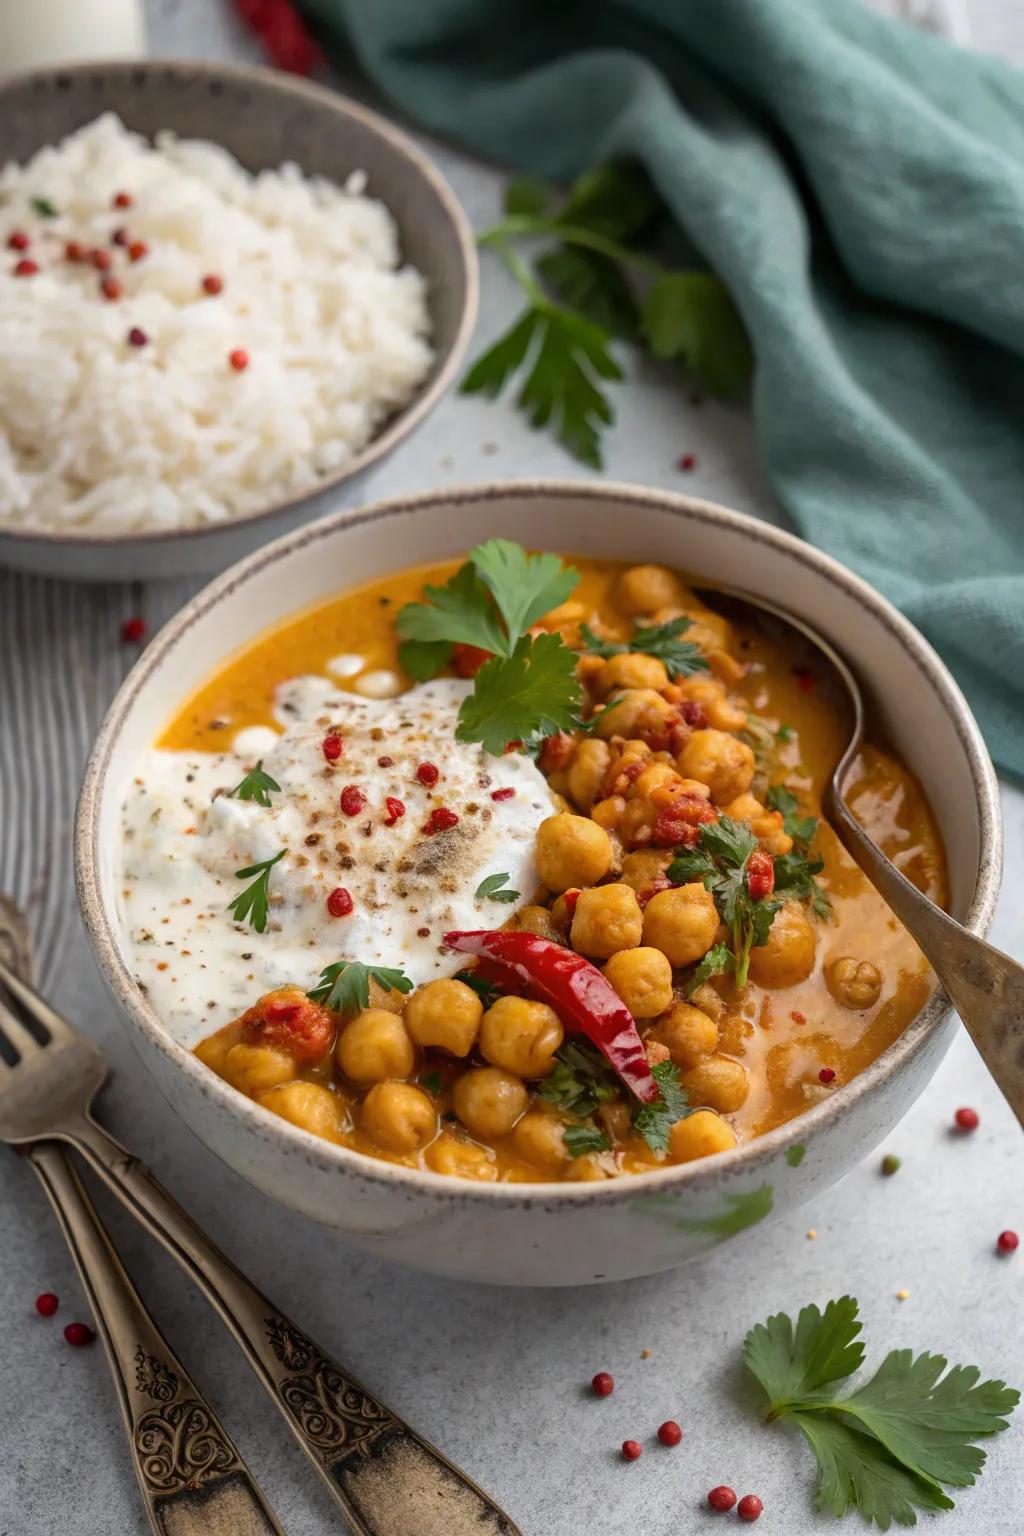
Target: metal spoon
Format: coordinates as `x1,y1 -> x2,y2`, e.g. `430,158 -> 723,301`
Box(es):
694,584 -> 1024,1128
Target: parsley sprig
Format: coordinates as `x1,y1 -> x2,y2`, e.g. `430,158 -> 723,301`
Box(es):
765,783 -> 818,850
231,760 -> 281,809
463,164 -> 753,467
474,871 -> 521,904
669,817 -> 781,989
563,1123 -> 611,1159
744,1296 -> 1019,1528
396,540 -> 583,754
631,1060 -> 689,1155
537,1041 -> 687,1156
307,960 -> 414,1015
579,617 -> 709,679
227,848 -> 285,934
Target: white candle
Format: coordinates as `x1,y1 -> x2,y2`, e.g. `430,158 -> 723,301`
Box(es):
0,0 -> 146,72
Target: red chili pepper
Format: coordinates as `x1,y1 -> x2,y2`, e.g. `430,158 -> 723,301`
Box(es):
451,643 -> 491,678
746,848 -> 775,900
443,930 -> 657,1102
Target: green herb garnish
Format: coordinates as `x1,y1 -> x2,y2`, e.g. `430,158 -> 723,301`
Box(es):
563,1122 -> 611,1158
669,816 -> 782,988
454,968 -> 504,1009
744,1296 -> 1019,1528
231,759 -> 281,809
765,783 -> 818,850
396,540 -> 582,754
463,164 -> 752,467
777,722 -> 795,743
684,941 -> 734,996
632,1060 -> 688,1155
474,871 -> 521,904
420,1070 -> 442,1097
774,848 -> 832,921
536,1039 -> 619,1118
31,196 -> 58,218
308,960 -> 413,1014
580,617 -> 709,680
227,848 -> 285,934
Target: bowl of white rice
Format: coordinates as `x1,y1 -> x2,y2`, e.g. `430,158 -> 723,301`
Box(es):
0,60 -> 477,580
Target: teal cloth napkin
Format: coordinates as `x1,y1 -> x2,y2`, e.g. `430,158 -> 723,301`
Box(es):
303,0 -> 1024,778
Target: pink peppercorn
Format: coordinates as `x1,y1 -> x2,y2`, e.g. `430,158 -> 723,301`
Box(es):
229,348 -> 249,372
7,230 -> 30,251
13,258 -> 38,276
35,1292 -> 59,1317
120,616 -> 146,643
997,1230 -> 1019,1254
64,1322 -> 95,1347
326,887 -> 353,918
128,240 -> 148,263
708,1487 -> 737,1512
423,807 -> 458,834
491,787 -> 515,802
322,734 -> 343,762
818,1067 -> 836,1084
113,191 -> 133,209
339,785 -> 366,817
737,1494 -> 764,1523
127,327 -> 148,348
384,797 -> 406,826
590,1371 -> 614,1397
657,1420 -> 683,1447
955,1106 -> 980,1132
202,273 -> 223,295
100,275 -> 123,301
678,452 -> 696,471
416,761 -> 440,787
621,1440 -> 642,1462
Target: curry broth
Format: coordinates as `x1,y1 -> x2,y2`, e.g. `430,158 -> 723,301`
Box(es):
170,556 -> 947,1175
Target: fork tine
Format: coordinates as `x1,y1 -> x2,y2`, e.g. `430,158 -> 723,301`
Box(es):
0,955 -> 74,1041
0,989 -> 46,1061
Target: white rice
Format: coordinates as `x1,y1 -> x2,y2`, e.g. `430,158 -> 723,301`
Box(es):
0,113 -> 434,533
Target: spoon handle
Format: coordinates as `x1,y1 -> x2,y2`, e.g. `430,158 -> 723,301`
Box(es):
831,796 -> 1024,1126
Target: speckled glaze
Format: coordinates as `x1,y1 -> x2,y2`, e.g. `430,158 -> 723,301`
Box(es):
75,482 -> 1002,1285
0,60 -> 477,582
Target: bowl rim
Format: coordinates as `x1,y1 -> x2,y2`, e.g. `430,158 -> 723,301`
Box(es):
75,478 -> 1003,1210
0,56 -> 479,551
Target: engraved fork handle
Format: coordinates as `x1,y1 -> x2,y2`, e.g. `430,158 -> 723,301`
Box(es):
25,1141 -> 284,1536
57,1113 -> 520,1536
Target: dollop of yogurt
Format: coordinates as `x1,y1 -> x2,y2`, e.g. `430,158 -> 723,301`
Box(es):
118,677 -> 553,1044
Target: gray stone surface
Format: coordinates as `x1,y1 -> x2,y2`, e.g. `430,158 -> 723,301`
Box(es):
0,3 -> 1021,1533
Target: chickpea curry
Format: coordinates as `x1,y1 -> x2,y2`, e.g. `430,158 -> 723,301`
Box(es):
140,545 -> 947,1184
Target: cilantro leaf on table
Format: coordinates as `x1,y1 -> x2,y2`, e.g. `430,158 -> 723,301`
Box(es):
536,1039 -> 619,1118
504,176 -> 552,218
470,539 -> 579,640
230,759 -> 281,809
632,1060 -> 688,1155
226,849 -> 285,934
743,1296 -> 1019,1528
307,960 -> 413,1014
580,617 -> 709,679
765,783 -> 818,849
456,632 -> 581,755
563,1122 -> 611,1158
536,245 -> 639,339
642,271 -> 753,399
668,816 -> 781,988
556,163 -> 661,242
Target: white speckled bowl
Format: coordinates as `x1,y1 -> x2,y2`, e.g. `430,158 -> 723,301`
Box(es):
0,60 -> 477,581
75,482 -> 1001,1285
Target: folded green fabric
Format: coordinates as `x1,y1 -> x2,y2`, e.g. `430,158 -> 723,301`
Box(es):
302,0 -> 1024,778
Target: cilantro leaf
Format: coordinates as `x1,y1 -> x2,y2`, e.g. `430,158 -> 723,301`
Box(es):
456,632 -> 581,755
556,162 -> 660,243
685,941 -> 734,996
231,759 -> 281,809
632,1060 -> 688,1155
504,176 -> 551,217
580,617 -> 709,679
31,196 -> 58,218
563,1122 -> 611,1158
469,539 -> 579,641
642,271 -> 753,398
777,722 -> 795,743
475,871 -> 520,904
454,968 -> 504,1009
226,848 -> 285,934
396,561 -> 506,658
700,816 -> 759,867
668,816 -> 784,988
744,1296 -> 1019,1529
774,849 -> 832,920
398,638 -> 452,681
537,245 -> 639,339
536,1039 -> 619,1118
307,959 -> 413,1014
765,783 -> 818,849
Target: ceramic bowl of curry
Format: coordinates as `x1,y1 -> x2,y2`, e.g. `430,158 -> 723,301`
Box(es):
75,481 -> 1001,1286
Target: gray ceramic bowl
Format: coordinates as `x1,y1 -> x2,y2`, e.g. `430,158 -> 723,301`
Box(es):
0,59 -> 477,581
76,481 -> 1002,1286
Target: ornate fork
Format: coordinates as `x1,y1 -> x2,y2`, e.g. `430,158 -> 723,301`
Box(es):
0,899 -> 521,1536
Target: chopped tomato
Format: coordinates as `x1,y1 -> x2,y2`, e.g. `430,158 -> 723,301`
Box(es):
240,987 -> 335,1064
747,848 -> 776,900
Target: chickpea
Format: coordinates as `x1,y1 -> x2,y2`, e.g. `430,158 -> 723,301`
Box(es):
620,848 -> 673,892
566,737 -> 612,811
510,904 -> 561,941
551,888 -> 581,929
642,882 -> 719,967
219,1042 -> 297,1096
826,956 -> 882,1010
453,1067 -> 528,1139
598,1099 -> 633,1143
425,1131 -> 498,1181
681,1054 -> 750,1113
631,763 -> 681,798
646,1037 -> 672,1068
594,652 -> 670,698
649,1002 -> 719,1069
256,1081 -> 345,1141
361,1081 -> 437,1154
723,793 -> 793,856
480,996 -> 564,1078
604,947 -> 673,1019
538,598 -> 585,631
404,977 -> 482,1057
565,1153 -> 617,1181
664,607 -> 732,654
669,1109 -> 738,1163
591,794 -> 625,830
336,1009 -> 414,1086
594,689 -> 675,741
535,812 -> 613,892
615,564 -> 684,617
617,796 -> 657,845
677,729 -> 755,805
571,883 -> 643,959
747,901 -> 816,988
688,981 -> 725,1022
680,677 -> 748,732
512,1111 -> 570,1170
